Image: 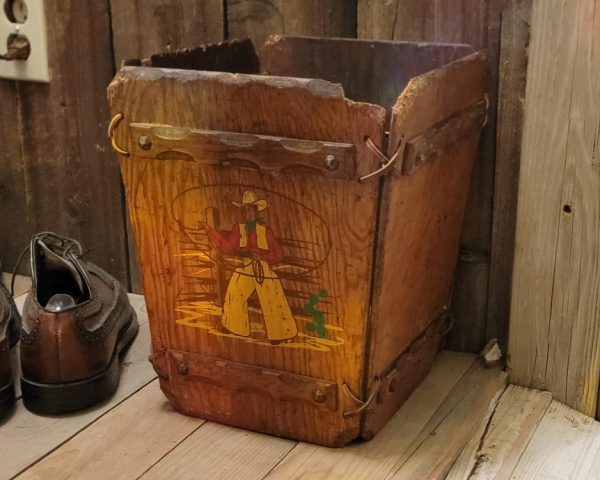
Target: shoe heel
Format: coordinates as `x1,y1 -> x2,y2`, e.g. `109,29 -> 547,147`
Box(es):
21,310 -> 139,415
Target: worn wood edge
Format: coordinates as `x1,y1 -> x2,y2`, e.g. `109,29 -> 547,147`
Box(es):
445,386 -> 508,480
108,66 -> 388,129
110,65 -> 345,99
261,33 -> 474,54
402,100 -> 486,175
487,0 -> 532,353
470,386 -> 552,479
447,385 -> 552,480
146,38 -> 258,69
390,50 -> 488,144
107,65 -> 387,158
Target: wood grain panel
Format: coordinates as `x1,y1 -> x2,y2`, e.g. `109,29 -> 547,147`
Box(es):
358,0 -> 502,353
227,0 -> 357,45
509,0 -> 600,416
110,0 -> 224,66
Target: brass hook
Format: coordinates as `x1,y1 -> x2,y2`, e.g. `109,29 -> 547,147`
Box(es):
108,113 -> 130,156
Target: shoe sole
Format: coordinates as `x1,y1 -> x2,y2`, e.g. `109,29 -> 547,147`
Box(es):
0,380 -> 15,420
20,309 -> 139,415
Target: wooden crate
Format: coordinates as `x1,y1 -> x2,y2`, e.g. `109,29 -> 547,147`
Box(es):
107,36 -> 487,446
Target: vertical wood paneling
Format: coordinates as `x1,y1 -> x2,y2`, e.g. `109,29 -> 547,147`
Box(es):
0,81 -> 30,274
509,0 -> 600,416
110,0 -> 225,66
0,1 -> 128,284
488,0 -> 532,351
226,0 -> 357,45
357,0 -> 502,353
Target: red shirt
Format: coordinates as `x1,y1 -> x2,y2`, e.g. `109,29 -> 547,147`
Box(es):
208,224 -> 284,264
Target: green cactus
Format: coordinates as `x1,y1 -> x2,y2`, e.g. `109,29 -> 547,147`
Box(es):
304,290 -> 328,338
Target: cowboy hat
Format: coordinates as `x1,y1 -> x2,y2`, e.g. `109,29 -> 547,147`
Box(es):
232,190 -> 268,211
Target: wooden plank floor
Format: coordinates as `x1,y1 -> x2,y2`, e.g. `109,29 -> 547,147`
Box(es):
2,286 -> 600,479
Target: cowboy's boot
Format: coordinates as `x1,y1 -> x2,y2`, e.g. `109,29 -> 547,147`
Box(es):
0,281 -> 20,419
20,233 -> 139,414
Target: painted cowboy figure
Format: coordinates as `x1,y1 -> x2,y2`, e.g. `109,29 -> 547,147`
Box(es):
205,190 -> 298,342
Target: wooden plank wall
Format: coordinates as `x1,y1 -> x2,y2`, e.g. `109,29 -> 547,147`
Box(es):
227,0 -> 357,45
110,0 -> 225,66
0,1 -> 128,284
508,0 -> 600,417
357,0 -> 503,353
0,1 -> 514,356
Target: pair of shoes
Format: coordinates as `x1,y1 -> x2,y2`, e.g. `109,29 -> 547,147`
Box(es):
1,232 -> 139,417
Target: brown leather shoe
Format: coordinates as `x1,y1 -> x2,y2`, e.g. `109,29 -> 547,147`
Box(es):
20,233 -> 138,414
0,281 -> 20,419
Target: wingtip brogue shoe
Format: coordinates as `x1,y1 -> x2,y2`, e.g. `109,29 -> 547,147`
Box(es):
20,233 -> 139,414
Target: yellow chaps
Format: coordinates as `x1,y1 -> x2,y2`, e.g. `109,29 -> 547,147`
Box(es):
222,261 -> 297,340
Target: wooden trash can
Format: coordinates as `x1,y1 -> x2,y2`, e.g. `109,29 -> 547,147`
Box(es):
107,36 -> 488,447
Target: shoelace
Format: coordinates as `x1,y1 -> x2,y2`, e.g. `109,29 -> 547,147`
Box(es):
10,232 -> 85,296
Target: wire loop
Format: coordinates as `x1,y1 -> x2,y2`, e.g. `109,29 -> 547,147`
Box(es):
359,136 -> 406,182
108,113 -> 130,156
438,311 -> 455,337
342,377 -> 382,418
481,93 -> 490,128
